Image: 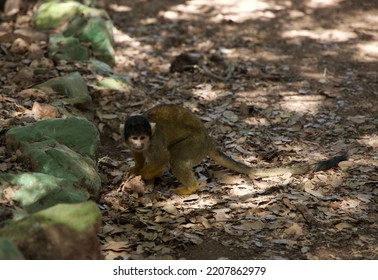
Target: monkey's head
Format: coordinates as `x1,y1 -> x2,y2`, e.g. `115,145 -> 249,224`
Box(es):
124,115 -> 152,153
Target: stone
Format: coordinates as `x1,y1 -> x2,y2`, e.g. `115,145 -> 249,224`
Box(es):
36,72 -> 94,120
0,238 -> 25,260
0,202 -> 102,259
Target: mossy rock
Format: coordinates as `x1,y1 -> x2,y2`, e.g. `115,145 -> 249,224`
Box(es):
0,238 -> 25,260
49,34 -> 89,62
0,202 -> 102,259
36,72 -> 95,120
6,117 -> 100,157
63,16 -> 115,65
0,173 -> 90,213
35,1 -> 108,29
4,117 -> 101,205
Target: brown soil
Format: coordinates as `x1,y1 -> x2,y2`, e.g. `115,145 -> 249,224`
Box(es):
95,0 -> 377,260
1,0 -> 377,260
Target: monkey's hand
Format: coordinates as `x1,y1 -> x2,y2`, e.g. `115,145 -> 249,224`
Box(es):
125,166 -> 141,178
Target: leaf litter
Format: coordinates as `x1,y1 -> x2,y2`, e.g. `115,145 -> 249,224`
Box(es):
1,0 -> 377,260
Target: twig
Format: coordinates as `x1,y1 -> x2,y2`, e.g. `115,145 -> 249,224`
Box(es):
195,65 -> 228,82
295,203 -> 320,227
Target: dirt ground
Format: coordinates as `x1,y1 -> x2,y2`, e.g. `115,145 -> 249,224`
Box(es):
1,0 -> 377,260
95,0 -> 377,260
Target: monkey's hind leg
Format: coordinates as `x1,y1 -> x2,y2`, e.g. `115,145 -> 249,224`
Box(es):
171,160 -> 199,195
169,138 -> 207,195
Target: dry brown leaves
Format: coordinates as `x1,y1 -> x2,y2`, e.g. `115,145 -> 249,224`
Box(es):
1,0 -> 377,260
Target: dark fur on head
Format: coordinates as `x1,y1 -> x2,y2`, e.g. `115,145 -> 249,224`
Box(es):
124,115 -> 152,139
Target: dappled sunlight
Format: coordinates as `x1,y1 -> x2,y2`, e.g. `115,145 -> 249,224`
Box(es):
356,135 -> 378,151
282,29 -> 357,43
279,92 -> 326,114
108,3 -> 131,13
160,0 -> 288,22
357,42 -> 378,62
190,84 -> 219,101
1,0 -> 377,261
306,0 -> 344,9
102,0 -> 378,261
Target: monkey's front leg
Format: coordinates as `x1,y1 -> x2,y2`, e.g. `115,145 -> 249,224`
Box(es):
127,152 -> 145,177
139,163 -> 166,180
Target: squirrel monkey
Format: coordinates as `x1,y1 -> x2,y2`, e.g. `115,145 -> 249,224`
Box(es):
124,104 -> 347,195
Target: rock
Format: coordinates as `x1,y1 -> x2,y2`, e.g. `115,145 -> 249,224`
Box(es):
0,202 -> 102,259
35,1 -> 84,29
0,173 -> 90,213
30,57 -> 55,69
49,34 -> 89,62
35,1 -> 109,30
5,117 -> 101,204
4,0 -> 21,16
89,59 -> 131,89
24,143 -> 101,199
13,67 -> 34,85
170,52 -> 202,73
6,117 -> 100,156
63,16 -> 115,65
28,43 -> 44,60
0,238 -> 25,260
10,37 -> 29,54
36,72 -> 94,120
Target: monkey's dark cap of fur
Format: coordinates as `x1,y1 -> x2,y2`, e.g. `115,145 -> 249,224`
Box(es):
124,115 -> 152,139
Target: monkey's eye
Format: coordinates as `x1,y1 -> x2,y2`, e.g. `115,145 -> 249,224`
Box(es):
140,136 -> 146,140
131,136 -> 139,141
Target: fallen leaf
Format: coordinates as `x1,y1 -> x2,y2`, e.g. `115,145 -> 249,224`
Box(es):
304,187 -> 324,198
357,194 -> 371,203
0,162 -> 8,172
102,241 -> 131,251
232,220 -> 265,231
213,208 -> 231,222
223,110 -> 239,122
285,223 -> 303,236
183,233 -> 203,244
197,216 -> 212,229
162,204 -> 178,215
335,222 -> 353,231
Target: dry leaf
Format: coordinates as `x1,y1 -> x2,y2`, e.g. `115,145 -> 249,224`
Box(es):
32,102 -> 60,120
213,208 -> 231,222
285,223 -> 304,236
162,204 -> 178,215
335,222 -> 353,231
233,220 -> 265,231
223,110 -> 239,122
10,37 -> 28,54
304,187 -> 324,198
0,162 -> 8,172
183,233 -> 203,245
102,241 -> 131,251
197,216 -> 212,229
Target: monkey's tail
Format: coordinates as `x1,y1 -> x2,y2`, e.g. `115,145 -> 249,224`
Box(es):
208,146 -> 253,175
208,143 -> 348,178
248,154 -> 348,177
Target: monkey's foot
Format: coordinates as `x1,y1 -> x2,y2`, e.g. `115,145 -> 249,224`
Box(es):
174,185 -> 199,195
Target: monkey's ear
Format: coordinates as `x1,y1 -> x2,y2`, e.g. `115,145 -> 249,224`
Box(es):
150,122 -> 156,135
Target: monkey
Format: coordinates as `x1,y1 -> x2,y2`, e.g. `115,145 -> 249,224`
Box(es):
124,104 -> 347,195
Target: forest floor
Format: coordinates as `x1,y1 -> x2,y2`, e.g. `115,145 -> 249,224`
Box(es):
97,0 -> 377,260
1,0 -> 377,259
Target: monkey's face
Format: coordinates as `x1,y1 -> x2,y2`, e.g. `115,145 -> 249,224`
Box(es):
124,115 -> 152,153
126,134 -> 151,153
